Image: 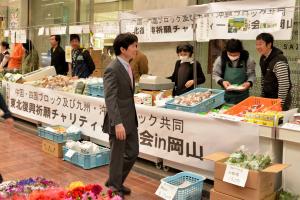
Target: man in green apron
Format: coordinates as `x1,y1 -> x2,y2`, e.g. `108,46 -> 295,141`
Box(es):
213,39 -> 256,104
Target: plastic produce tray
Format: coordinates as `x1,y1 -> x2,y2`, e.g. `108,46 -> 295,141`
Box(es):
85,83 -> 104,97
224,96 -> 282,116
37,126 -> 81,143
165,88 -> 225,113
63,146 -> 110,169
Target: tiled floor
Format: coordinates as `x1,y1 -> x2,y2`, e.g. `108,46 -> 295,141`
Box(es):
0,124 -> 160,199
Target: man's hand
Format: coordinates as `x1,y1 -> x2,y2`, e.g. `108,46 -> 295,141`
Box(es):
223,81 -> 231,89
242,82 -> 251,90
5,118 -> 14,128
115,124 -> 126,140
185,80 -> 194,88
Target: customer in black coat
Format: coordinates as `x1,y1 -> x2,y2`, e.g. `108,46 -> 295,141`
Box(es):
169,43 -> 206,96
50,35 -> 68,75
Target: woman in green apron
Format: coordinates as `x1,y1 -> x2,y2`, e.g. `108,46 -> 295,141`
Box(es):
212,39 -> 256,104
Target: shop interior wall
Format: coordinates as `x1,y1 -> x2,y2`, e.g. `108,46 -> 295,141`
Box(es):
29,0 -> 77,66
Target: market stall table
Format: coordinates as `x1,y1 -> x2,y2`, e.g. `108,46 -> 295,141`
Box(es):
277,126 -> 300,195
4,81 -> 279,181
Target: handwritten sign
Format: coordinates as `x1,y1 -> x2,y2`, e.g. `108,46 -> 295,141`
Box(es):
223,165 -> 249,187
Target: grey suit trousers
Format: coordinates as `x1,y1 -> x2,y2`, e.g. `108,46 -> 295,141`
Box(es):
107,130 -> 139,190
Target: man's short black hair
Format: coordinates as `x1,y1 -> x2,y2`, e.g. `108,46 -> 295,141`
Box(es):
23,39 -> 34,51
256,33 -> 274,48
51,35 -> 61,45
176,43 -> 194,55
225,39 -> 244,53
113,33 -> 138,56
70,34 -> 80,42
0,41 -> 9,49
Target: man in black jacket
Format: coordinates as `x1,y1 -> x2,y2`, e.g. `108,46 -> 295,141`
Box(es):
50,35 -> 68,75
256,33 -> 292,110
70,34 -> 95,78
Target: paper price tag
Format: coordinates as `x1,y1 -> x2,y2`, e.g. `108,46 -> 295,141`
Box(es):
4,30 -> 9,37
65,149 -> 76,158
69,25 -> 83,34
17,30 -> 27,43
10,30 -> 16,43
210,113 -> 244,122
282,123 -> 300,132
38,27 -> 44,36
155,182 -> 178,200
45,28 -> 50,36
223,165 -> 249,187
82,25 -> 90,34
65,46 -> 72,63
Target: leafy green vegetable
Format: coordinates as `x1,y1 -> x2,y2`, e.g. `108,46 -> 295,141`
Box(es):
226,150 -> 271,170
279,190 -> 299,200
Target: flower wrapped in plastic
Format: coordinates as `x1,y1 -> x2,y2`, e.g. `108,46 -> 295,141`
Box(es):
28,188 -> 66,200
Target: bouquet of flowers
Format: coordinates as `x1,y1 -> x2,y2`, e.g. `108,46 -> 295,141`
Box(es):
0,179 -> 122,200
65,181 -> 122,200
0,177 -> 58,198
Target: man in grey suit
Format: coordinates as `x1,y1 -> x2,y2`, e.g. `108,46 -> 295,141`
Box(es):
103,33 -> 139,198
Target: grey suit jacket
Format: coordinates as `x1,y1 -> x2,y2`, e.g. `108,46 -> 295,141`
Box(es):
102,58 -> 138,135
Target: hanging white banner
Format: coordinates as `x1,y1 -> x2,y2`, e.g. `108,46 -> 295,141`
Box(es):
119,0 -> 295,42
69,25 -> 83,34
6,82 -> 259,171
93,21 -> 119,34
120,15 -> 195,42
50,26 -> 67,35
197,0 -> 295,41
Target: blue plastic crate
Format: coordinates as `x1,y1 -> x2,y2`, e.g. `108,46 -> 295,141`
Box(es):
63,146 -> 110,169
165,88 -> 225,113
86,85 -> 104,97
37,127 -> 81,143
161,172 -> 205,200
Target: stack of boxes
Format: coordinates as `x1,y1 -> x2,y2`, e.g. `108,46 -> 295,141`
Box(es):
90,50 -> 102,77
90,50 -> 112,77
205,152 -> 288,200
38,126 -> 81,158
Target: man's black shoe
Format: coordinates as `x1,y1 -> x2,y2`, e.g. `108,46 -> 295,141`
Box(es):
0,174 -> 3,183
121,185 -> 131,195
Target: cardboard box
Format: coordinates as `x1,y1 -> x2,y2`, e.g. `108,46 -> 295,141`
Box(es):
92,69 -> 104,77
42,139 -> 64,158
210,189 -> 276,200
205,152 -> 288,200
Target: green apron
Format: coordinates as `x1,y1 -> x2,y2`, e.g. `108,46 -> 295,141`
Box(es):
224,61 -> 249,104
